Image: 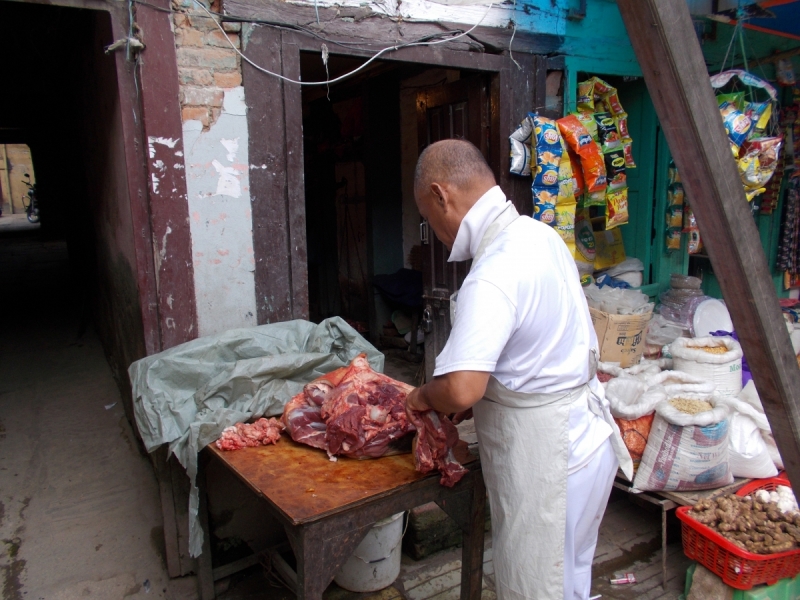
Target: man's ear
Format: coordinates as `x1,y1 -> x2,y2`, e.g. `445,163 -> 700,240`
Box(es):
430,182 -> 447,209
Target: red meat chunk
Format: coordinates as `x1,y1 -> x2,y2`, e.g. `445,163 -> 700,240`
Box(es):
282,354 -> 467,486
215,417 -> 284,451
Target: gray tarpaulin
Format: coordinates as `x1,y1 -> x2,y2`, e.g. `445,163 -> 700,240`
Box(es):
129,318 -> 384,557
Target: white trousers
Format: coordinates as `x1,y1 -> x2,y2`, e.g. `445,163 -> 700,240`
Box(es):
563,437 -> 618,600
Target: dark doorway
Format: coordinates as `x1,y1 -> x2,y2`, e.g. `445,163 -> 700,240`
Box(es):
300,54 -> 489,378
0,1 -> 147,416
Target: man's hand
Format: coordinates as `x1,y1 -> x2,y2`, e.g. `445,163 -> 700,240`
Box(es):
404,371 -> 491,415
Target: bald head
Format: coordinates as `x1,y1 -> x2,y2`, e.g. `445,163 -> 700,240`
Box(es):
414,139 -> 495,197
413,140 -> 497,250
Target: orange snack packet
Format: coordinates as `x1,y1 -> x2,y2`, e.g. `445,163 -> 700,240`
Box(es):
557,115 -> 608,194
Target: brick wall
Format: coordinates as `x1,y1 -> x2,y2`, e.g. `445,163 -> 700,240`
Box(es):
172,0 -> 243,129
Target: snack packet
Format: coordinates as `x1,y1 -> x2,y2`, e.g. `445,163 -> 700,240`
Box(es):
594,112 -> 622,153
719,101 -> 754,154
577,80 -> 595,113
687,230 -> 703,254
557,115 -> 608,194
590,76 -> 615,96
573,210 -> 596,276
569,150 -> 585,196
554,202 -> 576,244
738,137 -> 782,194
532,187 -> 557,225
745,101 -> 773,135
584,189 -> 606,208
604,149 -> 627,190
666,227 -> 682,251
509,114 -> 534,176
615,113 -> 630,140
666,205 -> 683,228
532,114 -> 563,188
605,90 -> 625,115
716,92 -> 745,111
574,112 -> 598,141
606,188 -> 629,229
622,139 -> 636,168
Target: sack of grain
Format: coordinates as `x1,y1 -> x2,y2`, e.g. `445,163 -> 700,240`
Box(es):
670,337 -> 743,397
644,370 -> 715,396
632,393 -> 732,492
606,377 -> 666,420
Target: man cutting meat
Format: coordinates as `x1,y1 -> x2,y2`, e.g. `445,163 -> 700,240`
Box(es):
405,139 -> 633,600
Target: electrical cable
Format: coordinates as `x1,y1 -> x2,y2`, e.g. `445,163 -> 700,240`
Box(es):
190,0 -> 494,86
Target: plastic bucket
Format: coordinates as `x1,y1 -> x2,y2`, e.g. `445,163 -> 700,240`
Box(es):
334,512 -> 404,592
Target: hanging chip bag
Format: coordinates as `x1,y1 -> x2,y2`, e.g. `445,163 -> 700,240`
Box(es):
590,76 -> 615,96
573,210 -> 596,276
606,187 -> 629,230
532,187 -> 557,226
604,149 -> 627,190
622,139 -> 636,168
557,115 -> 608,193
555,202 -> 577,245
739,136 -> 783,190
605,90 -> 625,116
509,114 -> 535,176
594,112 -> 622,153
578,80 -> 595,113
719,101 -> 754,154
569,150 -> 585,196
615,113 -> 630,140
716,92 -> 745,110
745,101 -> 773,135
532,115 -> 563,188
575,112 -> 598,141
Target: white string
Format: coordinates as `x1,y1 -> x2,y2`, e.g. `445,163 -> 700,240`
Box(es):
191,0 -> 494,87
508,0 -> 521,70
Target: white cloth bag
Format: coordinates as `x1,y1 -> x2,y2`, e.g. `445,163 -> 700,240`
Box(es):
670,337 -> 743,397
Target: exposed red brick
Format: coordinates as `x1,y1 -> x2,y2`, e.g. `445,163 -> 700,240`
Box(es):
176,46 -> 237,71
182,106 -> 209,126
181,86 -> 224,107
175,26 -> 204,47
213,71 -> 242,88
205,29 -> 239,49
178,67 -> 214,86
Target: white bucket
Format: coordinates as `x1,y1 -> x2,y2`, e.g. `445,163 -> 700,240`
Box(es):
334,512 -> 404,592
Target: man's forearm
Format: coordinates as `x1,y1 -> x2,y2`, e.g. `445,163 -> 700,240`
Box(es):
411,370 -> 490,414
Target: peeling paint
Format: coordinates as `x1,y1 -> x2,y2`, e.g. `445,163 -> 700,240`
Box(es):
148,136 -> 179,159
151,173 -> 160,194
220,138 -> 239,162
167,294 -> 174,309
182,86 -> 257,336
211,160 -> 241,198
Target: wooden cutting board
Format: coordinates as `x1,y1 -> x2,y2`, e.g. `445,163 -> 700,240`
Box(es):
207,434 -> 476,525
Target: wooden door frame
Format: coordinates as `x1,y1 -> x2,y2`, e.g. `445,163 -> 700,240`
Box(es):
243,23 -> 553,324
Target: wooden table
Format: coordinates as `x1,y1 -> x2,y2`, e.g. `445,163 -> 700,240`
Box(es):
196,435 -> 485,600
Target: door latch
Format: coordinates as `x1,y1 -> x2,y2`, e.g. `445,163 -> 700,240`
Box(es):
421,306 -> 433,333
420,220 -> 429,245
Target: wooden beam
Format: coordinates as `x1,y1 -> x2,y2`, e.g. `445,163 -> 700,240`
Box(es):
616,0 -> 800,489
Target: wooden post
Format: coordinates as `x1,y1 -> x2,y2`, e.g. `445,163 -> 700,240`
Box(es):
616,0 -> 800,487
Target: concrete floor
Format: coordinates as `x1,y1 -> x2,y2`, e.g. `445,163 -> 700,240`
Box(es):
0,225 -> 693,600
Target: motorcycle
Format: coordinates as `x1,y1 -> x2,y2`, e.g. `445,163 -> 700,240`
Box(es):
21,173 -> 39,223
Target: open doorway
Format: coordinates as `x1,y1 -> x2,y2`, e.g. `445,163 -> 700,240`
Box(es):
0,1 -> 148,415
300,54 -> 489,383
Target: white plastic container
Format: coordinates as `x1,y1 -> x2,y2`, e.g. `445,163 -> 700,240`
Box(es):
334,512 -> 404,592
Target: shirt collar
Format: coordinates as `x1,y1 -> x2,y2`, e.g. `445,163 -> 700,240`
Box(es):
448,186 -> 511,262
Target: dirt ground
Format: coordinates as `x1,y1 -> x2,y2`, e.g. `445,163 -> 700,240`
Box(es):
0,225 -> 691,600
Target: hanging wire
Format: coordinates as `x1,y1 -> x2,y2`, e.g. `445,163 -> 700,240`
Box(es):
191,0 -> 494,87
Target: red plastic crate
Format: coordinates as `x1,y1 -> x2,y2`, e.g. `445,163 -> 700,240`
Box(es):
676,478 -> 800,590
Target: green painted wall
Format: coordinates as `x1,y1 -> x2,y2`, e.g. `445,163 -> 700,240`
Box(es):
553,1 -> 797,300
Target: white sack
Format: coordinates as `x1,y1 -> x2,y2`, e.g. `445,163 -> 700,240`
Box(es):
670,336 -> 743,397
605,377 -> 667,420
645,370 -> 715,396
737,380 -> 784,470
633,393 -> 732,492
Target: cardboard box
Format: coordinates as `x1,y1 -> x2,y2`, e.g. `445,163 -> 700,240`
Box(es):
590,307 -> 652,368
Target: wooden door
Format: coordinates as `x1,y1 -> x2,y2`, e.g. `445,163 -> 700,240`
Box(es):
416,76 -> 490,381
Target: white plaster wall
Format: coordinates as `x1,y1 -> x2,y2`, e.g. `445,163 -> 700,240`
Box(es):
183,87 -> 258,336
